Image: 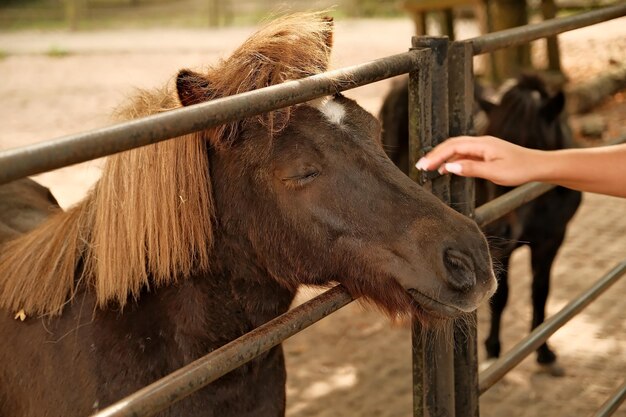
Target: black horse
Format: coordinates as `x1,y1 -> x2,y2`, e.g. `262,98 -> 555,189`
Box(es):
380,74 -> 582,375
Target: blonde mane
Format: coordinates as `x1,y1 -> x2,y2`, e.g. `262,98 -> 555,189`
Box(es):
0,12 -> 333,316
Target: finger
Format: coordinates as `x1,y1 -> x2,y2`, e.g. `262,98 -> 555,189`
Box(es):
437,160 -> 467,175
439,159 -> 493,181
436,156 -> 479,174
416,137 -> 488,170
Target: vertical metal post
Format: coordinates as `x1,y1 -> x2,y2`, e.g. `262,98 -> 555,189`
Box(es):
408,47 -> 432,417
448,40 -> 480,417
415,37 -> 451,203
410,35 -> 455,417
408,50 -> 432,184
447,40 -> 475,217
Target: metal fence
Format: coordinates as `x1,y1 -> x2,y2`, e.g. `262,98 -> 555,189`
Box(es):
1,4 -> 625,417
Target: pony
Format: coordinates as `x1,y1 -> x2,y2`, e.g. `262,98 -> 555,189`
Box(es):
379,74 -> 581,376
0,14 -> 496,416
0,178 -> 60,243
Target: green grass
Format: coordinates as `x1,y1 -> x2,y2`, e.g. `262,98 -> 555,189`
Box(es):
46,45 -> 71,57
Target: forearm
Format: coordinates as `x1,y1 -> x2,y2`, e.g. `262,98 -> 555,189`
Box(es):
534,144 -> 626,198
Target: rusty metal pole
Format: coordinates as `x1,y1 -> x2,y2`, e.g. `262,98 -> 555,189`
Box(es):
92,285 -> 354,417
447,40 -> 475,218
479,261 -> 626,395
592,379 -> 626,417
411,35 -> 455,417
470,3 -> 626,55
0,52 -> 420,186
448,40 -> 479,417
408,46 -> 432,417
414,36 -> 451,201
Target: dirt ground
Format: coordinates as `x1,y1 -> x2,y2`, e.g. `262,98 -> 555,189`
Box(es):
1,16 -> 625,417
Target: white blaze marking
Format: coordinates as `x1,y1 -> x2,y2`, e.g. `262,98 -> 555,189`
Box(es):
309,96 -> 346,126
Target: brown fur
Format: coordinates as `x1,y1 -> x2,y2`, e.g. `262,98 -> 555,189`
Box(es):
0,12 -> 334,316
379,74 -> 581,369
0,14 -> 497,416
0,178 -> 59,242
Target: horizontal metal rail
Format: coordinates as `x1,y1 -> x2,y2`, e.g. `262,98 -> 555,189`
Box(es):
478,260 -> 626,394
470,3 -> 626,55
592,380 -> 626,417
2,8 -> 624,415
1,7 -> 624,186
0,51 -> 422,186
474,182 -> 556,228
92,285 -> 354,417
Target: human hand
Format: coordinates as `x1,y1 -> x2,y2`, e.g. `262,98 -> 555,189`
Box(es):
415,136 -> 543,186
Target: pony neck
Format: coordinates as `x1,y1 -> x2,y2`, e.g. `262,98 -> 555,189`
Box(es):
205,234 -> 298,329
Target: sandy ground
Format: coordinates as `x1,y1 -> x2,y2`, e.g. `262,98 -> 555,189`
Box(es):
1,16 -> 625,417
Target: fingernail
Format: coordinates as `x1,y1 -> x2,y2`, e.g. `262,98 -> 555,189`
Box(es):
415,157 -> 429,170
444,162 -> 462,174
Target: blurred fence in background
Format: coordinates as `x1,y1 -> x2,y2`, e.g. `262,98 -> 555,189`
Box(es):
0,0 -> 619,33
0,0 -> 406,30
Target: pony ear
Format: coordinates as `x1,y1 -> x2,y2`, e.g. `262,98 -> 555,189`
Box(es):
541,91 -> 565,121
176,69 -> 212,107
477,97 -> 496,114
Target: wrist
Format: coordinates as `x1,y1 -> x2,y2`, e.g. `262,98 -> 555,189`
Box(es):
526,149 -> 556,183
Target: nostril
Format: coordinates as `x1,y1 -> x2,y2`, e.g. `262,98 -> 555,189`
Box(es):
443,248 -> 476,293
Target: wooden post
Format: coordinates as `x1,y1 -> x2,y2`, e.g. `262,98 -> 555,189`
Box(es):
488,0 -> 532,81
443,8 -> 456,40
541,0 -> 562,73
65,0 -> 82,31
208,0 -> 220,27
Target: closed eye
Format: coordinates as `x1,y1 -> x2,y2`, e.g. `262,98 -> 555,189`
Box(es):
281,171 -> 320,188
